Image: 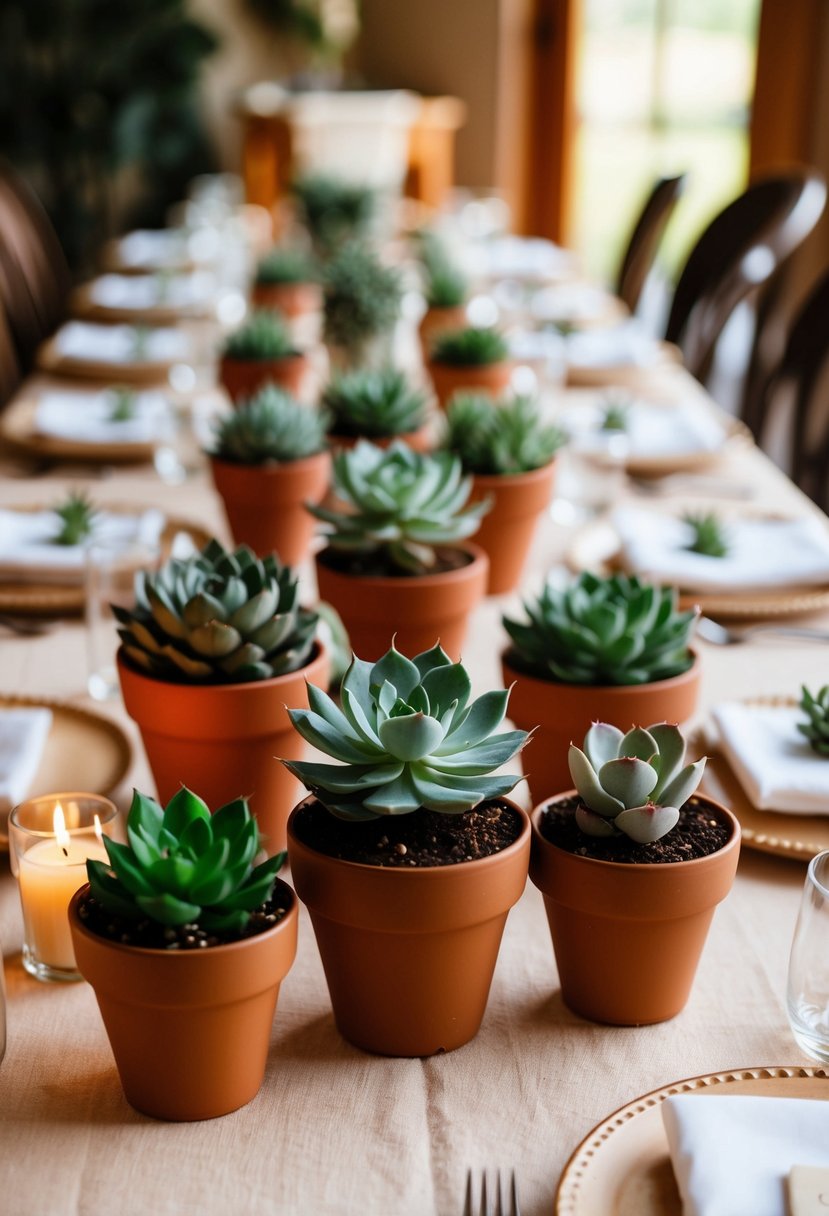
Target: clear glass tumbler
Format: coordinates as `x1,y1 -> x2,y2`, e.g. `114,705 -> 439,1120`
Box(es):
787,849 -> 829,1064
86,531 -> 161,701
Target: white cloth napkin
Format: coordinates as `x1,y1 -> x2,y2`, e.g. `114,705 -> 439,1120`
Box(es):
117,229 -> 191,269
613,505 -> 829,592
712,700 -> 829,813
663,1094 -> 829,1216
0,707 -> 53,826
0,508 -> 165,584
54,322 -> 189,365
565,319 -> 660,370
531,283 -> 618,325
564,399 -> 728,459
89,272 -> 213,312
35,389 -> 169,446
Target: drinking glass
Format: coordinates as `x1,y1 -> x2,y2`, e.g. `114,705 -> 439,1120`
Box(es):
86,531 -> 161,701
787,849 -> 829,1063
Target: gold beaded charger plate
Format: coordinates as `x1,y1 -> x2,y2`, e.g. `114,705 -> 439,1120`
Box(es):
555,1066 -> 829,1215
0,692 -> 131,849
691,697 -> 829,862
0,506 -> 210,617
0,394 -> 156,465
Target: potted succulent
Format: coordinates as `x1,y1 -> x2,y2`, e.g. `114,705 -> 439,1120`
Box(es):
219,311 -> 309,403
416,232 -> 469,358
207,386 -> 331,566
530,722 -> 740,1025
69,787 -> 297,1120
322,242 -> 403,372
322,367 -> 431,452
283,641 -> 532,1056
442,393 -> 566,594
427,326 -> 513,410
502,572 -> 700,802
310,440 -> 490,661
251,247 -> 321,318
291,174 -> 376,260
114,539 -> 329,850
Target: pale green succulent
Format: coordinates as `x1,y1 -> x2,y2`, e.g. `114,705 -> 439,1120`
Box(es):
444,393 -> 566,475
683,511 -> 730,558
114,538 -> 318,683
210,386 -> 328,464
284,641 -> 529,819
309,440 -> 490,574
569,721 -> 705,844
798,685 -> 829,757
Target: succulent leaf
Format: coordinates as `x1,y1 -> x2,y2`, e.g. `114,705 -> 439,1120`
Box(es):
798,684 -> 829,757
614,804 -> 680,844
211,385 -> 328,464
323,368 -> 427,440
222,311 -> 298,361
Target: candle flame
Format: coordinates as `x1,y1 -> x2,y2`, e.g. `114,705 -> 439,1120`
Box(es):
53,802 -> 70,857
94,814 -> 103,843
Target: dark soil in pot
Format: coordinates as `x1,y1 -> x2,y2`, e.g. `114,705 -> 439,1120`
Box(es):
539,795 -> 731,864
316,544 -> 472,579
292,797 -> 522,867
75,891 -> 291,950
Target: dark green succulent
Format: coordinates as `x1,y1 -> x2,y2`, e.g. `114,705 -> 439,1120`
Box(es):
430,326 -> 509,368
210,386 -> 328,464
52,491 -> 99,546
284,641 -> 529,818
600,400 -> 630,432
86,787 -> 284,932
114,538 -> 318,683
503,572 -> 697,686
255,246 -> 317,285
322,368 -> 428,440
222,311 -> 299,361
683,512 -> 730,558
322,243 -> 403,361
443,393 -> 565,475
309,440 -> 489,575
107,386 -> 138,422
798,685 -> 829,757
291,174 -> 376,258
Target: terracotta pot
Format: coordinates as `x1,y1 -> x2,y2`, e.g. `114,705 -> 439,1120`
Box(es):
530,794 -> 740,1024
219,352 -> 310,403
287,798 -> 530,1055
418,304 -> 469,361
468,460 -> 558,594
315,543 -> 488,662
251,280 -> 322,318
209,450 -> 330,566
327,422 -> 433,454
117,643 -> 329,853
69,879 -> 298,1120
427,359 -> 514,410
502,650 -> 702,806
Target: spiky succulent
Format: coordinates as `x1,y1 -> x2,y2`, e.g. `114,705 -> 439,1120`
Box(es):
309,440 -> 490,574
222,311 -> 298,361
569,721 -> 705,843
284,642 -> 528,819
107,386 -> 137,422
444,393 -> 566,475
292,174 -> 376,257
430,326 -> 509,368
322,243 -> 403,357
798,685 -> 829,757
600,400 -> 630,432
114,538 -> 318,683
52,491 -> 99,546
416,231 -> 468,309
322,368 -> 428,440
503,572 -> 697,686
683,512 -> 730,558
255,246 -> 317,285
86,787 -> 284,932
210,386 -> 328,464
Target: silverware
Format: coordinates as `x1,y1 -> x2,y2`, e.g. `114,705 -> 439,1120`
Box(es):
463,1169 -> 520,1216
696,616 -> 829,646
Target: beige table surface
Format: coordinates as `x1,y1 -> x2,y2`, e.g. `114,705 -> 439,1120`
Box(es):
0,360 -> 827,1216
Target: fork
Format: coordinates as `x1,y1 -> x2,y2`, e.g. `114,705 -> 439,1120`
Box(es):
696,615 -> 829,646
463,1169 -> 521,1216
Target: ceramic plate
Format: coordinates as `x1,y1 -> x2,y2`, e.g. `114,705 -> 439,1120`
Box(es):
0,692 -> 131,847
70,282 -> 212,325
692,697 -> 829,861
0,507 -> 210,616
555,1066 -> 829,1215
622,417 -> 752,479
0,395 -> 156,465
36,334 -> 179,385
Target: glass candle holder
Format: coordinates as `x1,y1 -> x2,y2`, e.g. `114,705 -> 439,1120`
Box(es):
9,793 -> 119,983
787,849 -> 829,1064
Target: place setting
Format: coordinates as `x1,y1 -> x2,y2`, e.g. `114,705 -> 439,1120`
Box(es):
36,320 -> 195,384
70,270 -> 218,325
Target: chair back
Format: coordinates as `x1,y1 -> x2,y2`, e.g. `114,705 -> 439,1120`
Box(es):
0,298 -> 22,408
615,174 -> 685,313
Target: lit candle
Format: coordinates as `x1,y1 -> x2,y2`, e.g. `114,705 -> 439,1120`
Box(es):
17,803 -> 109,972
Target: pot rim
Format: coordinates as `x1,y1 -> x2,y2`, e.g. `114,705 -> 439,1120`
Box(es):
207,449 -> 330,474
470,459 -> 558,488
219,350 -> 307,367
428,356 -> 514,372
502,645 -> 701,695
68,876 -> 297,961
287,794 -> 531,878
315,541 -> 488,588
116,638 -> 327,696
531,790 -> 741,875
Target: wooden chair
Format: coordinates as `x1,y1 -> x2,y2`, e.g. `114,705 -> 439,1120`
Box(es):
0,297 -> 22,408
664,168 -> 826,385
614,174 -> 686,314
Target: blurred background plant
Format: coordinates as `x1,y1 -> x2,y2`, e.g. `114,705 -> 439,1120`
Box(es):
244,0 -> 360,80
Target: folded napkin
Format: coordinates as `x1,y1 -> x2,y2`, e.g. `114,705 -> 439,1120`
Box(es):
663,1094 -> 829,1216
117,229 -> 191,270
0,508 -> 165,584
54,322 -> 189,365
564,399 -> 728,459
35,389 -> 169,446
565,320 -> 660,370
711,700 -> 829,814
613,505 -> 829,592
89,272 -> 213,312
0,707 -> 53,827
